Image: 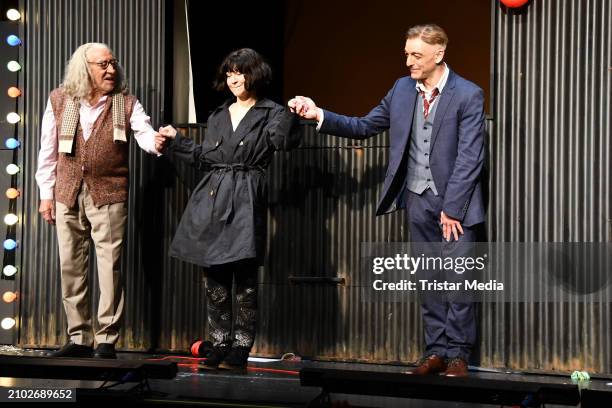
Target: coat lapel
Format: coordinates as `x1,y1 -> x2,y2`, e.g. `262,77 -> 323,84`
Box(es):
227,99 -> 273,155
429,70 -> 456,152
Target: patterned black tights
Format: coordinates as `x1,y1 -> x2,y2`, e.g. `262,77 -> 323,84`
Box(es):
205,261 -> 258,349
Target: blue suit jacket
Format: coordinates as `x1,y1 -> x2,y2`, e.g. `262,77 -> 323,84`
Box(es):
320,70 -> 486,226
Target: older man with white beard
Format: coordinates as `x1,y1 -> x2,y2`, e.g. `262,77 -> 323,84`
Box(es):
36,43 -> 166,358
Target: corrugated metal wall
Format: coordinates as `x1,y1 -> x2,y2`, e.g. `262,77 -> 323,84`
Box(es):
479,0 -> 612,373
260,129 -> 416,362
19,0 -> 173,350
17,0 -> 612,374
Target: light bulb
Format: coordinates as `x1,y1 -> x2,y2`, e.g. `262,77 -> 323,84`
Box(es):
3,239 -> 17,250
7,61 -> 21,72
1,318 -> 16,330
6,164 -> 19,175
3,265 -> 17,277
4,214 -> 18,226
6,9 -> 21,21
5,138 -> 20,149
6,35 -> 21,46
7,87 -> 21,98
2,291 -> 17,303
6,188 -> 20,199
6,112 -> 20,124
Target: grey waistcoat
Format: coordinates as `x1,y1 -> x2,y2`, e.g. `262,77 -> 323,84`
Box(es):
406,94 -> 439,195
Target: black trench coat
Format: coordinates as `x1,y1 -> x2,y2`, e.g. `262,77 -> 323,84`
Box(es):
166,98 -> 301,267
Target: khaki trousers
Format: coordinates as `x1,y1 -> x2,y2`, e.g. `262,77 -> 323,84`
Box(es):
55,183 -> 127,346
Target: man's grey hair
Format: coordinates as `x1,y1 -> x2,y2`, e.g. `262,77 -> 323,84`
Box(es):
62,42 -> 127,98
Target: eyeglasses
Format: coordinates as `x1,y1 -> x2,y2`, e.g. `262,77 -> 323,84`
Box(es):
87,59 -> 119,70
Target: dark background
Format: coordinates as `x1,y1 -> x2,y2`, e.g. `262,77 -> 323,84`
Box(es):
186,0 -> 491,119
187,0 -> 286,119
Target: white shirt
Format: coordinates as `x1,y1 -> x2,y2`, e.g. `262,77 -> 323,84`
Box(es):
415,63 -> 450,113
35,95 -> 160,200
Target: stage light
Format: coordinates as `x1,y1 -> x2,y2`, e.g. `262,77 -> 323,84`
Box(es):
7,61 -> 21,72
1,318 -> 16,330
2,291 -> 17,303
6,188 -> 20,199
6,164 -> 19,175
3,265 -> 17,277
4,214 -> 18,226
3,239 -> 17,251
6,9 -> 21,21
6,35 -> 21,46
5,138 -> 19,149
7,87 -> 21,98
6,112 -> 20,124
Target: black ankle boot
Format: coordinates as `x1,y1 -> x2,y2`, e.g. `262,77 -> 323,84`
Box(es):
218,347 -> 250,371
199,345 -> 229,370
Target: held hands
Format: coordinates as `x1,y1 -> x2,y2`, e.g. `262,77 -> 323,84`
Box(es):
39,199 -> 55,225
287,96 -> 322,122
155,125 -> 178,152
440,211 -> 464,242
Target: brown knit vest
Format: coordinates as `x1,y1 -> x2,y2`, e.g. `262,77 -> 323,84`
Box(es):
49,87 -> 136,208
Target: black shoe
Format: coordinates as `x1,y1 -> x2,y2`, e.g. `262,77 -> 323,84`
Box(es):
218,347 -> 250,371
93,343 -> 116,359
48,342 -> 93,358
199,345 -> 230,370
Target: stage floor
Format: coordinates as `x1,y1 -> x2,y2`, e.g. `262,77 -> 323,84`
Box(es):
1,347 -> 611,407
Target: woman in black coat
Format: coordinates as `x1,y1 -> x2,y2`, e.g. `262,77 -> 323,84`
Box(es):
159,48 -> 301,370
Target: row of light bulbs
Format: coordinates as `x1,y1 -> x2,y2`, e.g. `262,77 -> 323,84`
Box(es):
2,7 -> 23,332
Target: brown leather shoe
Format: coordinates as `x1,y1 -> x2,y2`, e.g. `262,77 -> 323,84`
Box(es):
442,358 -> 469,377
405,355 -> 447,375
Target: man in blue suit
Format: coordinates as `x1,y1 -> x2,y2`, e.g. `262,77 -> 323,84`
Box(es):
289,24 -> 485,377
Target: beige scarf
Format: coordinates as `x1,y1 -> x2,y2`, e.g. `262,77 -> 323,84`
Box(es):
58,93 -> 127,154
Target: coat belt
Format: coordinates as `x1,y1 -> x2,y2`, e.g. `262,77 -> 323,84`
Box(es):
209,163 -> 265,223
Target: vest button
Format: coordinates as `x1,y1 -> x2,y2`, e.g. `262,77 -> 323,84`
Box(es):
427,178 -> 431,182
210,190 -> 215,196
424,139 -> 428,143
425,166 -> 430,169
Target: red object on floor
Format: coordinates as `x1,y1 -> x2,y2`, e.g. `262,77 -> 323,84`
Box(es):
500,0 -> 529,7
191,340 -> 203,357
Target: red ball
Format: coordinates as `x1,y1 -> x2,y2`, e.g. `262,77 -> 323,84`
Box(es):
500,0 -> 529,7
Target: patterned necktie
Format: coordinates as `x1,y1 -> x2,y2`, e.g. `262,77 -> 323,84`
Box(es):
420,88 -> 440,119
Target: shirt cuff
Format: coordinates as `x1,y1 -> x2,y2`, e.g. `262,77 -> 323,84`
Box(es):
315,108 -> 325,131
147,129 -> 163,156
40,189 -> 54,200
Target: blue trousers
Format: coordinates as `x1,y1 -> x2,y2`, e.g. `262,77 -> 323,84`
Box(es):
405,188 -> 481,361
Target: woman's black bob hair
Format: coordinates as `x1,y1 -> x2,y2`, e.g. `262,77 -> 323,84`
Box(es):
213,48 -> 272,97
